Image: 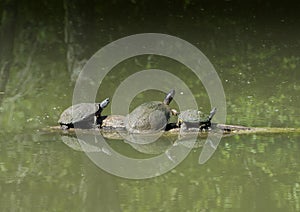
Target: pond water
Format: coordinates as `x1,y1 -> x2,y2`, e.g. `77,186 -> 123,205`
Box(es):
0,1 -> 300,211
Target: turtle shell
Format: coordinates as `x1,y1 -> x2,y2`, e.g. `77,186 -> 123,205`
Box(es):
58,103 -> 100,128
101,115 -> 126,130
125,89 -> 175,133
125,101 -> 172,133
178,109 -> 208,123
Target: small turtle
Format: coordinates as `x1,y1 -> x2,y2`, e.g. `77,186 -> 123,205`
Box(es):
177,107 -> 217,131
58,98 -> 110,130
101,115 -> 126,130
125,89 -> 177,133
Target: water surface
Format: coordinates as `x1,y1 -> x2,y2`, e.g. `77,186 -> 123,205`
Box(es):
0,1 -> 300,211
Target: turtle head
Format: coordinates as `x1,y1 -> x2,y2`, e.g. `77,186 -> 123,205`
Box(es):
99,98 -> 110,109
208,107 -> 217,121
95,98 -> 110,117
163,89 -> 175,105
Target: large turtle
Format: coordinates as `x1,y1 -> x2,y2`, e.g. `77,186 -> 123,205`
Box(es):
58,98 -> 110,129
125,89 -> 176,133
177,107 -> 217,131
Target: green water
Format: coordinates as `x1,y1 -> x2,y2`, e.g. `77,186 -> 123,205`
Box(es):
1,1 -> 300,211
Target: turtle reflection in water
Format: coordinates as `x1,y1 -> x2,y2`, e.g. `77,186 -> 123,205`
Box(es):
125,89 -> 177,133
58,98 -> 110,130
177,107 -> 217,131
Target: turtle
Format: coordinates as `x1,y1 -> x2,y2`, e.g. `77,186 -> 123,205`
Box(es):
101,115 -> 126,130
58,98 -> 110,130
177,107 -> 217,131
125,89 -> 177,133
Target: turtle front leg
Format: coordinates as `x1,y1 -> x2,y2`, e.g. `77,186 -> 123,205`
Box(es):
60,124 -> 70,130
92,115 -> 101,128
199,121 -> 212,131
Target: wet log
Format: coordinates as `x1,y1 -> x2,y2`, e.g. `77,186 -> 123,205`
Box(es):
46,122 -> 300,141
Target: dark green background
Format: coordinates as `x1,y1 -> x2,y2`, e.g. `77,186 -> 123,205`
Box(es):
0,1 -> 300,211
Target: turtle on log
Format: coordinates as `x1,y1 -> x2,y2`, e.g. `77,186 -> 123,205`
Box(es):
125,89 -> 177,133
58,98 -> 110,130
177,107 -> 217,131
